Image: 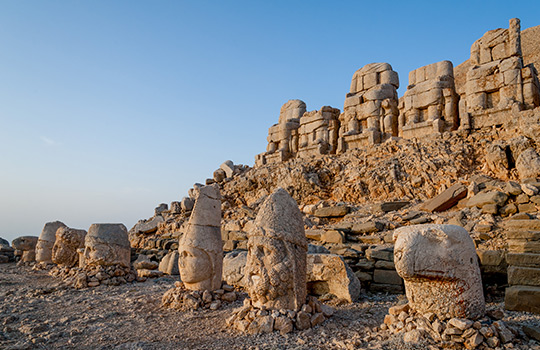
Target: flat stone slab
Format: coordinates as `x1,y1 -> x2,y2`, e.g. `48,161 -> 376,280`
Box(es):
467,191 -> 508,208
374,201 -> 410,213
422,183 -> 467,212
506,253 -> 540,267
313,206 -> 350,218
508,266 -> 540,286
505,285 -> 540,314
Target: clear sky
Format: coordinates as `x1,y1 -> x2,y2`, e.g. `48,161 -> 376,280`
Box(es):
1,1 -> 539,242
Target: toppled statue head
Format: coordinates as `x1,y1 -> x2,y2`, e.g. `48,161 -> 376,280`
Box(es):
12,236 -> 39,264
52,227 -> 87,267
246,188 -> 307,311
178,184 -> 223,291
393,224 -> 485,320
83,224 -> 130,268
36,221 -> 67,265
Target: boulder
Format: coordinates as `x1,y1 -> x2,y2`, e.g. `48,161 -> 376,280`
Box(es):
222,250 -> 247,288
307,253 -> 361,302
134,254 -> 159,270
159,251 -> 180,275
516,148 -> 540,180
131,216 -> 164,234
220,160 -> 235,178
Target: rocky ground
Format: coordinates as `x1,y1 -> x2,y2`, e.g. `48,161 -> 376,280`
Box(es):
1,263 -> 539,350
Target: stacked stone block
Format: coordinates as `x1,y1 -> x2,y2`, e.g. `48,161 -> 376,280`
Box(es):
400,60 -> 459,138
297,106 -> 340,158
504,219 -> 540,314
461,18 -> 540,130
255,100 -> 305,166
338,63 -> 399,152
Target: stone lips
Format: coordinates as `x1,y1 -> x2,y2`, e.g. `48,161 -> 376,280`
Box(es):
393,224 -> 485,320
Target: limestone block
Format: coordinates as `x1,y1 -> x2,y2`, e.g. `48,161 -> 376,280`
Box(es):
363,84 -> 395,101
516,148 -> 540,180
11,236 -> 38,263
36,221 -> 67,264
350,221 -> 384,235
83,223 -> 130,268
422,183 -> 467,212
379,70 -> 399,88
320,230 -> 344,244
467,191 -> 508,208
508,266 -> 540,286
132,216 -> 164,234
52,227 -> 86,267
363,72 -> 379,90
505,285 -> 540,314
375,201 -> 410,212
246,188 -> 307,310
508,240 -> 540,253
503,219 -> 540,231
313,206 -> 349,218
307,253 -> 361,302
373,269 -> 402,285
179,184 -> 223,291
506,253 -> 540,267
159,251 -> 180,275
220,160 -> 235,178
393,224 -> 485,319
366,246 -> 394,261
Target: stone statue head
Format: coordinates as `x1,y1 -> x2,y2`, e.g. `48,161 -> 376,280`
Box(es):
393,224 -> 485,319
246,188 -> 307,311
178,184 -> 223,291
52,227 -> 86,267
36,221 -> 67,264
83,224 -> 130,268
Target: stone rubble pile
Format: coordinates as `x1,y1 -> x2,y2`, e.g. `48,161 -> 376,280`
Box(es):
226,295 -> 333,335
381,303 -> 519,349
161,281 -> 240,311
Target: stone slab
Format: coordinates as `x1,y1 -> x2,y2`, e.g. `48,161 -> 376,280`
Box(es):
422,183 -> 467,212
508,266 -> 540,286
506,253 -> 540,267
505,285 -> 540,314
313,206 -> 350,218
373,269 -> 403,285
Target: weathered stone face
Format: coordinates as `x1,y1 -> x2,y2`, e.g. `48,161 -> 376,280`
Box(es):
178,184 -> 223,291
52,227 -> 87,267
83,224 -> 130,268
246,188 -> 307,310
393,224 -> 485,320
36,221 -> 67,264
12,236 -> 38,263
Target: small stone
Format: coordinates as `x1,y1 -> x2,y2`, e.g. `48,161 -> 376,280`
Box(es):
486,336 -> 500,347
274,316 -> 293,334
295,311 -> 311,330
493,320 -> 514,343
310,313 -> 325,327
403,329 -> 422,343
221,292 -> 237,303
209,300 -> 221,310
448,318 -> 474,330
321,304 -> 334,317
389,303 -> 409,316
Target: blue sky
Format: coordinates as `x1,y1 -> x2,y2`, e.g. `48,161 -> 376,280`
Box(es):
1,1 -> 539,242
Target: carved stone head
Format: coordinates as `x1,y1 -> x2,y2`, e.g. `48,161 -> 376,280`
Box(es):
52,227 -> 87,267
246,188 -> 307,311
83,224 -> 130,268
178,184 -> 223,291
36,221 -> 67,264
393,224 -> 485,320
